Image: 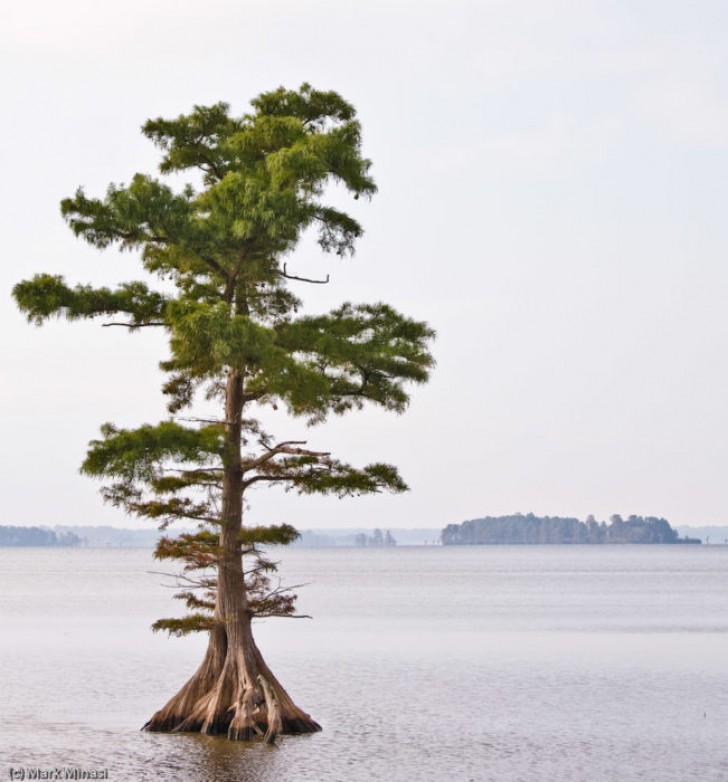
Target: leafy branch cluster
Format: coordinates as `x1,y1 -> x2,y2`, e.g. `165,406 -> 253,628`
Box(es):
151,525 -> 304,637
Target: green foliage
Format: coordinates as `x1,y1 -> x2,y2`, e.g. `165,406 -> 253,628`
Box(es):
273,302 -> 436,420
13,84 -> 435,637
82,422 -> 224,481
155,530 -> 220,566
239,524 -> 300,546
152,524 -> 305,634
152,614 -> 215,638
13,275 -> 168,327
246,456 -> 408,496
165,300 -> 282,376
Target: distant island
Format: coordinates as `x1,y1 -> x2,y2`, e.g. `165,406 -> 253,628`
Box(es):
0,526 -> 81,547
441,514 -> 701,545
294,528 -> 400,547
0,525 -> 165,548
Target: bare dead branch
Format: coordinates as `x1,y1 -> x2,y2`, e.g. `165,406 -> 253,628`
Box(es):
278,262 -> 330,285
101,321 -> 166,328
242,441 -> 330,473
167,467 -> 225,474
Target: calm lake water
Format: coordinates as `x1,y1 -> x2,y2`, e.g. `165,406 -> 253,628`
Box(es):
1,545 -> 727,781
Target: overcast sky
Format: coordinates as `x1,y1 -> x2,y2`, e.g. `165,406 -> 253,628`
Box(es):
2,1 -> 727,530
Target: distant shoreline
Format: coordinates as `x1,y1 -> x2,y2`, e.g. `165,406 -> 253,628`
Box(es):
0,525 -> 443,548
1,521 -> 726,548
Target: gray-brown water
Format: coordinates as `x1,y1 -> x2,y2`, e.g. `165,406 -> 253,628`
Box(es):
1,545 -> 727,781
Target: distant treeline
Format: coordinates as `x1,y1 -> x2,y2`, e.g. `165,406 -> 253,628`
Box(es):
1,525 -> 441,549
441,514 -> 701,545
354,529 -> 396,547
0,526 -> 81,547
293,528 -> 398,547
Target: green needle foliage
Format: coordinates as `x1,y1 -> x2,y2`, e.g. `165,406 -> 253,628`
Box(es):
13,84 -> 435,644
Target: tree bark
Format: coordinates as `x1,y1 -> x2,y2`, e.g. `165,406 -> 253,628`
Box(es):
143,368 -> 320,741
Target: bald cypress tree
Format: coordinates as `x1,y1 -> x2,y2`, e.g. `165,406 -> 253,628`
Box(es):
13,85 -> 434,742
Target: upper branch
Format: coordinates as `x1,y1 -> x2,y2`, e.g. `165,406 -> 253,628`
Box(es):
13,275 -> 170,327
278,263 -> 329,285
242,456 -> 408,496
102,321 -> 166,329
241,441 -> 331,473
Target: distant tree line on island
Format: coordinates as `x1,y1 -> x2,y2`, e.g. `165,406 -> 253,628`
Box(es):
0,526 -> 81,547
353,528 -> 396,547
441,514 -> 701,545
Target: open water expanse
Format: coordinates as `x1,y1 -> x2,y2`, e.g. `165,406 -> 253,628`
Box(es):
1,545 -> 727,781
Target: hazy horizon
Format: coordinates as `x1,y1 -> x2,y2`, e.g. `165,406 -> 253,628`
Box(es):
2,518 -> 726,532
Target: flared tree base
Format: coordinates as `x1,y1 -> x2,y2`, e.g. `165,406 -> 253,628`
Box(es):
143,628 -> 320,743
144,712 -> 322,742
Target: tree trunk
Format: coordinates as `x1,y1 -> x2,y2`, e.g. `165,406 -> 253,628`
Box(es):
143,369 -> 321,741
